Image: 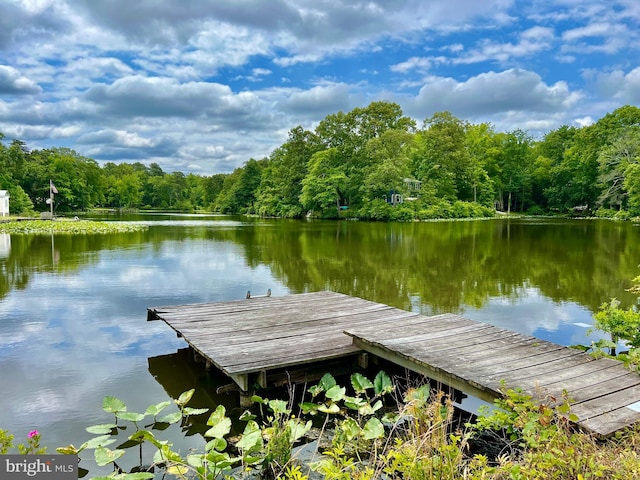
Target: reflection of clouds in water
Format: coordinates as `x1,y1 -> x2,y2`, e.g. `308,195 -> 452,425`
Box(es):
464,287 -> 598,346
0,237 -> 283,447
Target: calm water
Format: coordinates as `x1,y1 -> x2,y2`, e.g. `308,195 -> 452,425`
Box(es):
1,215 -> 639,464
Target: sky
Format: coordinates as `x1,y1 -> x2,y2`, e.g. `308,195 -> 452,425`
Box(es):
0,0 -> 639,175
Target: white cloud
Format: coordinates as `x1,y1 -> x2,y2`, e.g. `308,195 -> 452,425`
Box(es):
0,65 -> 41,95
0,0 -> 637,173
562,22 -> 613,41
595,67 -> 640,103
390,57 -> 432,73
408,69 -> 581,119
574,116 -> 595,127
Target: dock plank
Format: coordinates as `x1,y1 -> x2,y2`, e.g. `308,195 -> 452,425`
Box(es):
149,291 -> 640,437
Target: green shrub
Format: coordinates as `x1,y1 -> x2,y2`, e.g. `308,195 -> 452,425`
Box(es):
614,209 -> 631,220
595,207 -> 617,218
526,205 -> 545,216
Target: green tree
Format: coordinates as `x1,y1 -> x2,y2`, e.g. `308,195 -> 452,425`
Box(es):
256,126 -> 322,217
300,148 -> 347,214
531,125 -> 577,209
464,123 -> 499,206
215,159 -> 265,213
412,112 -> 471,201
360,129 -> 413,202
498,130 -> 533,213
597,129 -> 640,211
315,101 -> 415,208
201,174 -> 226,210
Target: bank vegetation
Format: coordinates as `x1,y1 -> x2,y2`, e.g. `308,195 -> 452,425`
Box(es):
1,104 -> 639,221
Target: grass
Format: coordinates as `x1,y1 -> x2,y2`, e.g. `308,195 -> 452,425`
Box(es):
0,219 -> 148,235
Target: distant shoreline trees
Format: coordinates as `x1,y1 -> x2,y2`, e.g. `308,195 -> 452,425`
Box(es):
1,103 -> 639,220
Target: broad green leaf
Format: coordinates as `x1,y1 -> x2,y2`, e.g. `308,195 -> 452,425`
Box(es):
236,421 -> 262,451
325,385 -> 346,401
56,445 -> 81,455
318,403 -> 340,414
250,395 -> 267,404
186,454 -> 204,468
362,417 -> 384,440
351,373 -> 374,393
288,419 -> 312,443
205,437 -> 227,452
382,412 -> 400,425
204,417 -> 232,439
154,445 -> 183,463
242,455 -> 263,466
205,450 -> 234,465
318,373 -> 336,392
404,384 -> 430,404
84,435 -> 117,449
359,399 -> 383,416
86,424 -> 117,435
117,474 -> 154,480
167,465 -> 190,476
95,445 -> 125,466
374,371 -> 393,395
343,396 -> 366,410
159,412 -> 182,424
300,402 -> 319,414
175,389 -> 195,407
103,396 -> 127,414
308,385 -> 323,397
268,399 -> 289,415
117,411 -> 145,422
206,405 -> 228,426
145,401 -> 171,417
340,417 -> 360,441
182,407 -> 208,416
128,430 -> 167,449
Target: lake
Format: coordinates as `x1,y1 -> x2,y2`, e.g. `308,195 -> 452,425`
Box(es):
1,214 -> 639,468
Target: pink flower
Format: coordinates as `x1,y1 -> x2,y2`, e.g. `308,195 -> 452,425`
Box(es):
28,430 -> 39,439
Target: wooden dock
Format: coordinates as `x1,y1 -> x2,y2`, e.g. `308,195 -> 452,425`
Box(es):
148,291 -> 640,436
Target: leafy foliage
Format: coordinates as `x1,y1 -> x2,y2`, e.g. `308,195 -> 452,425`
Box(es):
2,103 -> 640,219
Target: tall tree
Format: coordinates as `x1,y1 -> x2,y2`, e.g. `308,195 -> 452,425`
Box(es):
598,129 -> 640,210
498,130 -> 533,213
464,123 -> 499,206
256,126 -> 322,217
360,129 -> 413,202
412,111 -> 471,201
300,148 -> 347,214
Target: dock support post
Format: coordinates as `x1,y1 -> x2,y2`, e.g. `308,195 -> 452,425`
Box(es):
239,391 -> 254,408
358,353 -> 369,369
257,370 -> 267,389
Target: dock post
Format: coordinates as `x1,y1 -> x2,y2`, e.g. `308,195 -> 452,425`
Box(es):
358,352 -> 369,369
239,391 -> 254,408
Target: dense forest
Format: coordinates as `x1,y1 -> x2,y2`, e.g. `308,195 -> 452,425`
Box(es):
1,102 -> 639,220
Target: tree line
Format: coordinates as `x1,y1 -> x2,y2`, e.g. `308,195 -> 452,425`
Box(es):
1,102 -> 639,220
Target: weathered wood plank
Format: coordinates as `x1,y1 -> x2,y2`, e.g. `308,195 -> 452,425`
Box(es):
150,291 -> 640,436
576,405 -> 640,436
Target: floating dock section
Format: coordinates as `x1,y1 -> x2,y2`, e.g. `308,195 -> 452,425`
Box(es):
148,291 -> 640,436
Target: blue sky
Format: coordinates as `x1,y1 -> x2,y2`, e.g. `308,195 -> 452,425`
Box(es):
0,0 -> 638,175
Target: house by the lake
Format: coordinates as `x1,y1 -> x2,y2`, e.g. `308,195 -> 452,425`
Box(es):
0,190 -> 9,217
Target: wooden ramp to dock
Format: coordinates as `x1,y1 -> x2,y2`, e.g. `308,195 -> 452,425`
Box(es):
149,291 -> 640,436
344,316 -> 640,437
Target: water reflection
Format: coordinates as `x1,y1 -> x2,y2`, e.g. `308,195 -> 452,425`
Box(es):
0,233 -> 9,258
0,216 -> 638,457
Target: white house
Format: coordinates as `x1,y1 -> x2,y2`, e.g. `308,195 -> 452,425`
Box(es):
0,190 -> 9,217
